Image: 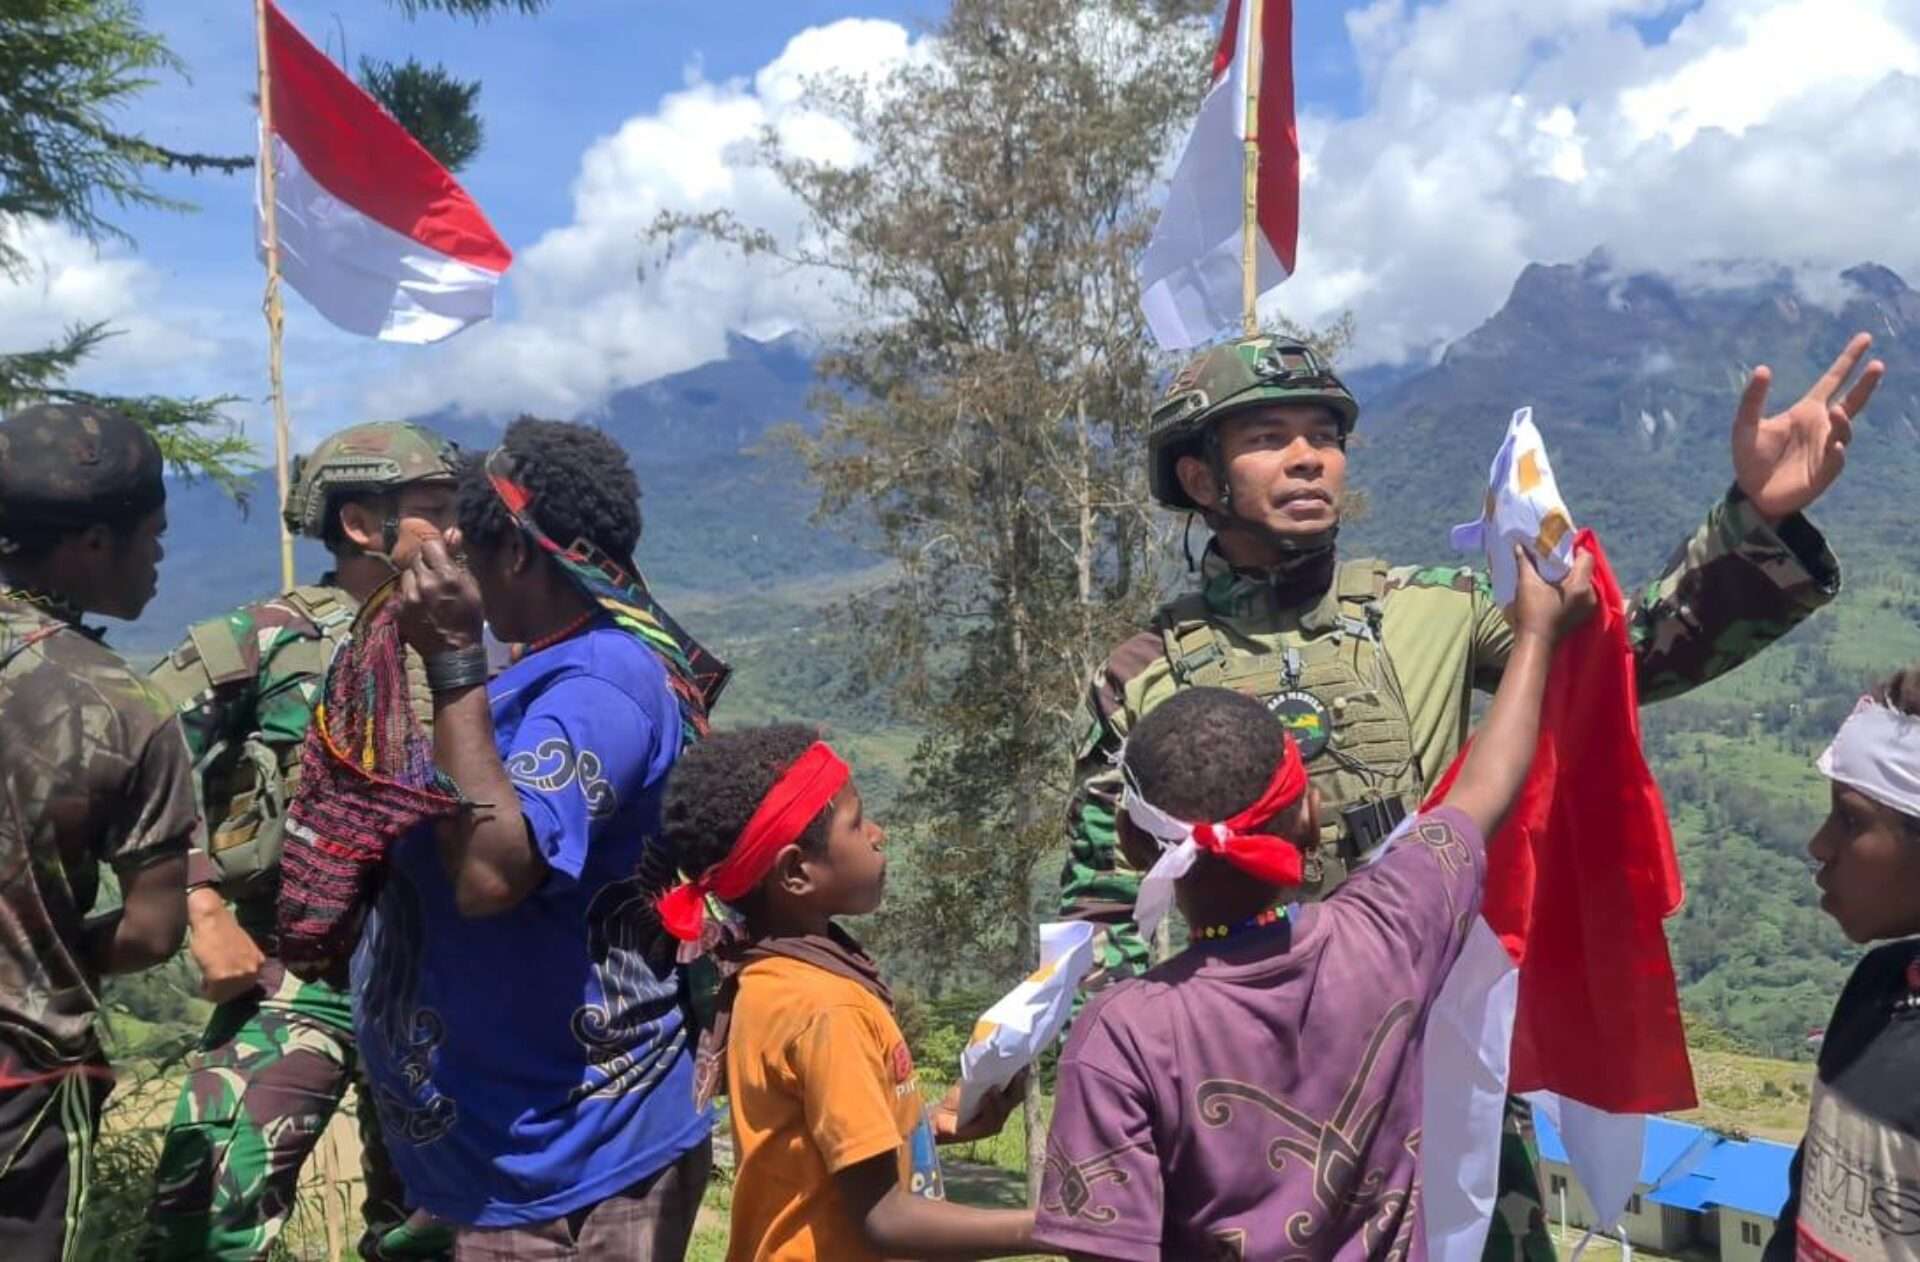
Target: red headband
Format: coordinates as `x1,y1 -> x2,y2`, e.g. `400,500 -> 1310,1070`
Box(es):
1194,735 -> 1309,885
657,742 -> 851,942
1125,733 -> 1310,888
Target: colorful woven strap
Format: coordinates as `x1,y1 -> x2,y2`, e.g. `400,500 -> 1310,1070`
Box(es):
485,445 -> 727,746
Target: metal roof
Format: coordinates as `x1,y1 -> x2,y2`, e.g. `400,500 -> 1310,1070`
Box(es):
1532,1108 -> 1795,1218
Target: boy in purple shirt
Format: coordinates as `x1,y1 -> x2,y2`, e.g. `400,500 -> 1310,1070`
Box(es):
1036,549 -> 1595,1262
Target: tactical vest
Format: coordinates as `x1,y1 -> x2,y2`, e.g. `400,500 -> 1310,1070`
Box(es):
187,585 -> 422,919
1156,558 -> 1423,900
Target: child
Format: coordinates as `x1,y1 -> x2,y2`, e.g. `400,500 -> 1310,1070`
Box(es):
657,725 -> 1040,1261
1033,549 -> 1595,1261
1767,665 -> 1920,1261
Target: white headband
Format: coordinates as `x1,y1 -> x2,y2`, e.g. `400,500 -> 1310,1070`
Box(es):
1818,696 -> 1920,818
1119,769 -> 1206,944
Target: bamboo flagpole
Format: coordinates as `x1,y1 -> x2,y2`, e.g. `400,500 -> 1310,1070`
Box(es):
255,0 -> 296,591
1240,0 -> 1265,337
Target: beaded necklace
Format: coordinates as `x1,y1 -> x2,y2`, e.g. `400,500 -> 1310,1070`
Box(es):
1191,902 -> 1291,944
0,586 -> 87,629
526,609 -> 596,654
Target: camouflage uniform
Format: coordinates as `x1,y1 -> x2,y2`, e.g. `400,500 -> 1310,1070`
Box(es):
0,404 -> 199,1262
1059,337 -> 1842,1262
139,423 -> 456,1262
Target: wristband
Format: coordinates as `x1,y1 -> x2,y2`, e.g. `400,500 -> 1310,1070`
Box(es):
424,645 -> 490,693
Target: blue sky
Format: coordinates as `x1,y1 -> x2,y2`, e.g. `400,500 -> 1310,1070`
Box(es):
8,0 -> 1916,445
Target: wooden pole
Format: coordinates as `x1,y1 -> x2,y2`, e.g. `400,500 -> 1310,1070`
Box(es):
255,0 -> 296,591
1240,0 -> 1265,337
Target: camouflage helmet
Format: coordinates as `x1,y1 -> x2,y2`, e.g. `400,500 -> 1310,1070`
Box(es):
283,421 -> 460,539
1148,335 -> 1359,511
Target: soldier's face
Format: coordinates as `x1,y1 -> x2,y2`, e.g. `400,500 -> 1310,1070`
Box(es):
1808,783 -> 1920,943
1216,406 -> 1346,533
94,507 -> 166,620
387,484 -> 459,570
1179,406 -> 1347,560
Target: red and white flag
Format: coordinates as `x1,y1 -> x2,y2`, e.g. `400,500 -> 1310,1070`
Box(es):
1138,0 -> 1298,349
257,0 -> 511,343
1419,533 -> 1698,1261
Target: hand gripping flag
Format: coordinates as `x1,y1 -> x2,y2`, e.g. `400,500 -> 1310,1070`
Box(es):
1422,425 -> 1694,1260
258,0 -> 511,343
1138,0 -> 1298,349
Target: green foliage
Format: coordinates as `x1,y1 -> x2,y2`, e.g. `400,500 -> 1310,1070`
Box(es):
358,56 -> 484,172
386,0 -> 551,16
0,322 -> 255,492
0,0 -> 185,275
0,1 -> 252,487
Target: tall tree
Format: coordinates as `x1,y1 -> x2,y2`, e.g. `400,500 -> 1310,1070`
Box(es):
654,0 -> 1367,1195
0,0 -> 250,488
358,56 -> 485,171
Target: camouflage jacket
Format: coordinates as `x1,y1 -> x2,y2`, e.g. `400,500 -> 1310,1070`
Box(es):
0,596 -> 202,1066
1059,487 -> 1840,977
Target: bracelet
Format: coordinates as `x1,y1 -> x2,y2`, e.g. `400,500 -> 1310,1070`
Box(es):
424,645 -> 490,693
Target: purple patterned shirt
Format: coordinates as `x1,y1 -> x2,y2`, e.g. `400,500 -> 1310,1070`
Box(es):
1036,807 -> 1485,1262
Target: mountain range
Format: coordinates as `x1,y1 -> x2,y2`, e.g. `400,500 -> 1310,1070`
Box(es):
118,254 -> 1920,1056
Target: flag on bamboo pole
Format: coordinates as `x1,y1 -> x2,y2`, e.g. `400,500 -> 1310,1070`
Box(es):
1138,0 -> 1298,349
256,0 -> 511,343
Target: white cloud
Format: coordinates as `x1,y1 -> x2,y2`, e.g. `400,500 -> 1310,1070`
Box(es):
1275,0 -> 1920,365
0,220 -> 232,388
364,18 -> 924,421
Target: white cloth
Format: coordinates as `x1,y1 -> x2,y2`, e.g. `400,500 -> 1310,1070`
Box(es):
956,921 -> 1096,1124
1819,695 -> 1920,818
1120,775 -> 1213,942
1449,407 -> 1575,604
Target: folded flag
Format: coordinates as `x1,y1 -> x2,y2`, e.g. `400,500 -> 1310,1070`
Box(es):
1449,406 -> 1576,605
258,0 -> 511,343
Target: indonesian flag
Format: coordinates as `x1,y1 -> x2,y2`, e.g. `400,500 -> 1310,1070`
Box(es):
1419,532 -> 1698,1261
1138,0 -> 1298,350
257,0 -> 511,343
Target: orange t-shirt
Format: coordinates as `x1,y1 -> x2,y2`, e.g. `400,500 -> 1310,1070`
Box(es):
725,954 -> 945,1262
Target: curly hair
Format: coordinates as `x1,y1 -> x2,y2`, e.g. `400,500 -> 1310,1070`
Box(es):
456,416 -> 642,564
1124,687 -> 1290,826
660,724 -> 833,908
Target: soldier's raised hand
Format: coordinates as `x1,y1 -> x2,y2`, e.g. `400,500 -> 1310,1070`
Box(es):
1732,332 -> 1884,524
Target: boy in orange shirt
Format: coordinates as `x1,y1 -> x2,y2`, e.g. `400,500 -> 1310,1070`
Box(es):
657,725 -> 1038,1261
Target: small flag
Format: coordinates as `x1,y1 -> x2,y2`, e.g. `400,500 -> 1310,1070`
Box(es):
258,0 -> 511,343
1138,0 -> 1299,349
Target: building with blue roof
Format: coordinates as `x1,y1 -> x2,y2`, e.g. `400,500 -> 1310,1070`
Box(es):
1533,1107 -> 1796,1262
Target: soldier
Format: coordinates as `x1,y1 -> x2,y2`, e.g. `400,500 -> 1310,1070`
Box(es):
139,422 -> 461,1262
0,404 -> 197,1262
1058,332 -> 1885,1261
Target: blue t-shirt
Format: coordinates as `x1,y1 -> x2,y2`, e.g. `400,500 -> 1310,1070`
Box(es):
353,623 -> 708,1226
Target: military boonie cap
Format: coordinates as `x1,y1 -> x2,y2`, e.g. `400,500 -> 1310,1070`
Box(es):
0,403 -> 165,539
284,421 -> 460,539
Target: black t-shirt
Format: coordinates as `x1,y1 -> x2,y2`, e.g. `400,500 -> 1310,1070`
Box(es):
1768,939 -> 1920,1261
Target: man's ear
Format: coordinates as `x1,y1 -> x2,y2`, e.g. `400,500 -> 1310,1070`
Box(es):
1175,453 -> 1222,512
338,498 -> 383,551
